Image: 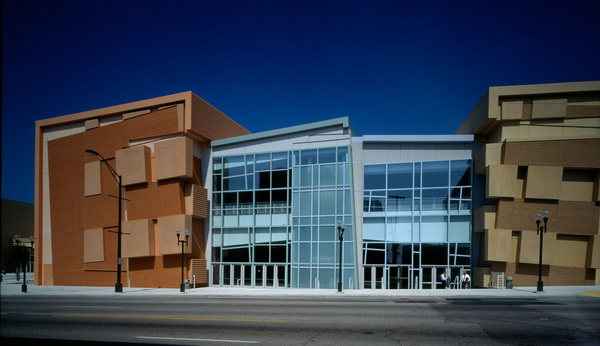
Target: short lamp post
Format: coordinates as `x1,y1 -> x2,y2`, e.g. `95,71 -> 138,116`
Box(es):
535,211 -> 550,292
337,221 -> 345,293
86,149 -> 124,293
176,229 -> 190,292
13,235 -> 34,293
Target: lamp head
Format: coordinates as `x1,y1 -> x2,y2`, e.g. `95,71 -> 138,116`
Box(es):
185,230 -> 190,239
85,149 -> 100,156
535,213 -> 542,224
337,220 -> 345,237
542,210 -> 550,222
29,236 -> 35,245
13,234 -> 21,244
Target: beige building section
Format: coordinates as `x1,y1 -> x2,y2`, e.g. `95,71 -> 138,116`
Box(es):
116,146 -> 152,186
458,81 -> 600,286
122,219 -> 155,258
157,214 -> 193,256
155,136 -> 194,180
84,228 -> 104,263
84,161 -> 102,196
525,165 -> 563,200
486,164 -> 518,198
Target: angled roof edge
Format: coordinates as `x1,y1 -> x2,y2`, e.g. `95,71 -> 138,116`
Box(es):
212,117 -> 352,147
189,92 -> 250,134
488,80 -> 600,97
357,134 -> 474,143
36,91 -> 194,128
456,80 -> 600,135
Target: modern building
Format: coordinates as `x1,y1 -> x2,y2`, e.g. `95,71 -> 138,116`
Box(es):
456,81 -> 600,287
34,81 -> 600,289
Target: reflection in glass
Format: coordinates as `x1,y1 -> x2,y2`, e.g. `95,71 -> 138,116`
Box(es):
255,153 -> 270,171
337,147 -> 349,163
318,148 -> 336,163
272,152 -> 287,169
388,163 -> 413,188
450,160 -> 471,186
301,149 -> 317,165
364,164 -> 386,189
224,156 -> 245,176
320,164 -> 336,186
422,161 -> 449,187
422,189 -> 448,211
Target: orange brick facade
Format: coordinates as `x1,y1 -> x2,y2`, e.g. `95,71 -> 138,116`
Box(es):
35,92 -> 249,288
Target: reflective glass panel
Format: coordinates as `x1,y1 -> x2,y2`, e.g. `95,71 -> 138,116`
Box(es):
223,156 -> 245,176
255,228 -> 269,244
272,227 -> 287,242
272,152 -> 288,169
224,176 -> 245,191
300,166 -> 312,187
364,164 -> 386,189
318,148 -> 337,164
320,164 -> 336,186
319,191 -> 336,215
245,155 -> 254,174
449,215 -> 470,242
319,243 -> 335,264
255,153 -> 270,171
319,226 -> 335,241
387,190 -> 412,212
301,149 -> 317,165
450,160 -> 471,186
223,228 -> 250,246
422,161 -> 449,187
337,147 -> 349,163
300,191 -> 312,215
299,243 -> 311,263
213,158 -> 223,174
388,163 -> 413,188
421,216 -> 447,242
212,228 -> 222,246
422,189 -> 448,211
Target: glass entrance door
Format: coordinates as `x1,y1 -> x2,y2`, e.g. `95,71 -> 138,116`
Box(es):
212,263 -> 289,288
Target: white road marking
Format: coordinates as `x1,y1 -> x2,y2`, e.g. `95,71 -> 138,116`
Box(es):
135,336 -> 259,344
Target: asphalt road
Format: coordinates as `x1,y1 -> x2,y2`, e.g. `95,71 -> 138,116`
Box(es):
2,295 -> 599,345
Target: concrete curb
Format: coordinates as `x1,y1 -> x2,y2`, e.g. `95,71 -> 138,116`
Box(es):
2,280 -> 599,299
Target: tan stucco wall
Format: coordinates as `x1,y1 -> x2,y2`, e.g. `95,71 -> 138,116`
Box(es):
468,81 -> 600,286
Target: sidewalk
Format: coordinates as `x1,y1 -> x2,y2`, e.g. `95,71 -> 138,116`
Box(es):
2,275 -> 599,298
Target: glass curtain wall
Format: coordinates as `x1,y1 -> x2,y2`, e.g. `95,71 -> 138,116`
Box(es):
363,159 -> 471,289
290,147 -> 356,289
212,152 -> 291,287
212,146 -> 356,289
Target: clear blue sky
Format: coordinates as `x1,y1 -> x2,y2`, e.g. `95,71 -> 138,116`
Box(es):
2,0 -> 600,204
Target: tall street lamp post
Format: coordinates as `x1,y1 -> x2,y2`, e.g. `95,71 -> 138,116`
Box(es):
535,211 -> 550,292
86,149 -> 124,293
337,221 -> 345,293
176,229 -> 190,292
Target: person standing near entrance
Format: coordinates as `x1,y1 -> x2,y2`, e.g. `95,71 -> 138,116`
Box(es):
460,271 -> 471,289
440,270 -> 450,288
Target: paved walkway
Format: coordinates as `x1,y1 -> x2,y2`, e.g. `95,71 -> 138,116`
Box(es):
2,275 -> 599,298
